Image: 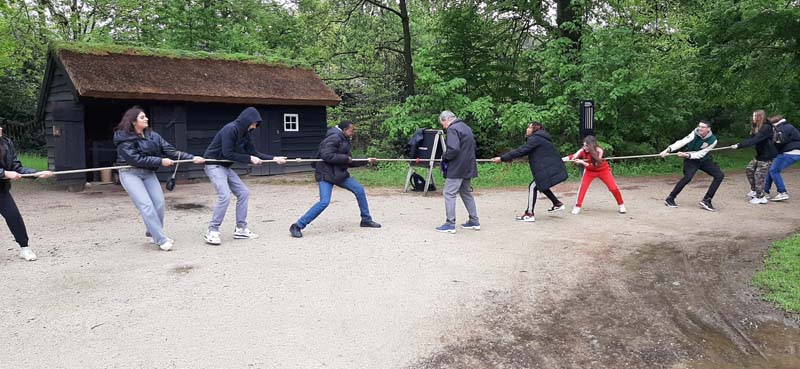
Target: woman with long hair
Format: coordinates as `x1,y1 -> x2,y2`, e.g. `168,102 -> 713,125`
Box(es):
731,110 -> 777,204
114,106 -> 205,251
566,136 -> 625,215
1,126 -> 53,261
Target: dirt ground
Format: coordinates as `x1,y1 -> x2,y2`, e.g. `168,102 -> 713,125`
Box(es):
1,168 -> 799,369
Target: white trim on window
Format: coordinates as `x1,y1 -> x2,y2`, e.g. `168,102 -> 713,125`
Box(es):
284,114 -> 299,132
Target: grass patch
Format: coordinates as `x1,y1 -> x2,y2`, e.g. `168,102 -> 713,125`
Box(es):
17,153 -> 48,171
753,233 -> 800,313
351,145 -> 755,188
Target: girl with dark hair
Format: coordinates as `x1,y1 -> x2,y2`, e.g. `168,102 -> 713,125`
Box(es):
565,136 -> 625,215
491,122 -> 568,222
1,126 -> 53,261
730,110 -> 777,204
114,106 -> 205,251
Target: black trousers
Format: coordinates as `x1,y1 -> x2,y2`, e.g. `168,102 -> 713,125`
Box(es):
669,158 -> 725,201
0,190 -> 29,247
527,180 -> 562,213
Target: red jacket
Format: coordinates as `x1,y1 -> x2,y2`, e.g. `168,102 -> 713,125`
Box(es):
568,148 -> 610,172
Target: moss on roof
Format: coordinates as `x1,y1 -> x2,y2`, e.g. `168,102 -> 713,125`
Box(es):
50,41 -> 310,69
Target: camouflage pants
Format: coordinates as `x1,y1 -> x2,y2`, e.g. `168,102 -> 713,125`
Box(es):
745,159 -> 772,198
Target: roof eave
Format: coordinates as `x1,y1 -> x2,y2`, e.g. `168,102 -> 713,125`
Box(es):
77,90 -> 341,107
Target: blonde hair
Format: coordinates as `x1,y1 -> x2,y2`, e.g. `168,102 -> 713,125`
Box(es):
751,110 -> 766,135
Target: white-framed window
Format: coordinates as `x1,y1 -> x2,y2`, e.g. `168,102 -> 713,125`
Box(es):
284,114 -> 299,132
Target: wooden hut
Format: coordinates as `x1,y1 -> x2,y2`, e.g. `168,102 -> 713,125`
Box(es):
36,44 -> 340,188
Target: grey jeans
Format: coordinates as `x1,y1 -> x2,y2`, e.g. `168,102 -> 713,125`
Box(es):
443,178 -> 479,224
205,165 -> 250,231
119,168 -> 168,245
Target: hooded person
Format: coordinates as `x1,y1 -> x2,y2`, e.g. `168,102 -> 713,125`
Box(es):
203,107 -> 287,245
1,126 -> 53,261
660,120 -> 725,211
762,115 -> 800,201
114,106 -> 206,251
289,121 -> 380,238
491,121 -> 568,222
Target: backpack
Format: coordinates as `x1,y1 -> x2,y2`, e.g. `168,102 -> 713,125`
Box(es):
410,172 -> 435,191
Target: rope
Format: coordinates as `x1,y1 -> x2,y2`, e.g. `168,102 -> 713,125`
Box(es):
18,146 -> 735,178
603,146 -> 733,161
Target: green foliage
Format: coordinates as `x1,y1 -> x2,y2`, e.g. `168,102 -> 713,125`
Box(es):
753,233 -> 800,313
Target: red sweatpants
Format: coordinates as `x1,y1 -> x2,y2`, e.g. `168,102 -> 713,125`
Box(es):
576,168 -> 624,207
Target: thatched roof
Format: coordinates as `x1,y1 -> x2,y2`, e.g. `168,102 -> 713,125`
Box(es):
53,44 -> 340,106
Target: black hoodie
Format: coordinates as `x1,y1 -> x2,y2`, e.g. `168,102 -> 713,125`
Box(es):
0,136 -> 37,192
203,107 -> 274,167
736,123 -> 777,161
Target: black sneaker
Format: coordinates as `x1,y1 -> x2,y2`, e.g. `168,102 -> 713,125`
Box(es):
289,223 -> 303,238
546,203 -> 565,212
699,199 -> 715,212
664,197 -> 678,208
360,220 -> 382,228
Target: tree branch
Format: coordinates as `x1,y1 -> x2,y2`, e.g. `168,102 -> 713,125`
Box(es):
363,0 -> 403,18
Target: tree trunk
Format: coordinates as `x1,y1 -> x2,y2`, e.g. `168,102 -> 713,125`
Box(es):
556,0 -> 581,49
398,0 -> 415,100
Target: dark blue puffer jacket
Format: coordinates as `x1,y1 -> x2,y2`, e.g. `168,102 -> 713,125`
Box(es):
773,120 -> 800,153
203,107 -> 274,166
114,130 -> 193,170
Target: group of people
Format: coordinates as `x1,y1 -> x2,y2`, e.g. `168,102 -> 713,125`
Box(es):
1,107 -> 798,260
434,110 -> 798,232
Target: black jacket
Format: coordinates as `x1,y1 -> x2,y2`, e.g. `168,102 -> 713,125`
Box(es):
737,124 -> 777,161
500,129 -> 568,191
442,120 -> 478,179
114,130 -> 193,170
773,120 -> 800,153
203,107 -> 274,167
314,127 -> 367,184
0,137 -> 37,192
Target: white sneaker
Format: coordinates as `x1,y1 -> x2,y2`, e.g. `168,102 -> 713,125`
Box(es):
571,206 -> 581,215
19,247 -> 37,261
514,212 -> 535,222
746,190 -> 757,198
771,192 -> 789,202
749,197 -> 768,204
159,240 -> 173,251
204,230 -> 222,245
619,204 -> 627,214
151,237 -> 174,245
233,227 -> 259,240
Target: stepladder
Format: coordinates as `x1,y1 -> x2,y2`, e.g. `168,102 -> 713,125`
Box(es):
404,129 -> 446,196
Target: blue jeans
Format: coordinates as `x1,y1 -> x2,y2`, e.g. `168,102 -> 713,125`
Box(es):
764,153 -> 800,194
296,177 -> 372,229
205,165 -> 250,232
119,168 -> 167,245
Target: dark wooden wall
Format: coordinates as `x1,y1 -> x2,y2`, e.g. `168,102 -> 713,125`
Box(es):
41,59 -> 85,187
41,57 -> 330,185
